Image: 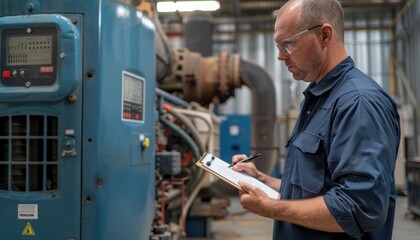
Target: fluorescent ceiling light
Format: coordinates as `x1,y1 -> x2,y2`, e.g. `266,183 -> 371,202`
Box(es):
157,1 -> 220,12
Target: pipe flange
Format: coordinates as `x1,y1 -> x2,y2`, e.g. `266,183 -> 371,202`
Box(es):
231,54 -> 241,88
217,51 -> 230,103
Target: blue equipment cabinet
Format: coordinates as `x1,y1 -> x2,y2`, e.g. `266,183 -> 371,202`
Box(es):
219,115 -> 251,161
0,1 -> 156,239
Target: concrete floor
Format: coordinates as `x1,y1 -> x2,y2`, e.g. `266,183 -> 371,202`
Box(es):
192,196 -> 420,240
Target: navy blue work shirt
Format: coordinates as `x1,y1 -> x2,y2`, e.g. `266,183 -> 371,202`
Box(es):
274,57 -> 401,240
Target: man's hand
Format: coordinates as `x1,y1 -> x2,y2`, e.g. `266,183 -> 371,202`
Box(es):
231,154 -> 281,191
238,181 -> 271,217
231,154 -> 260,179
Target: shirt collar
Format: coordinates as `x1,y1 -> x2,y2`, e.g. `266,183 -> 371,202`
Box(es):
304,57 -> 354,97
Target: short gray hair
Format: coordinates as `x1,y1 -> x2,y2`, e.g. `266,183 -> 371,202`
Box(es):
298,0 -> 344,43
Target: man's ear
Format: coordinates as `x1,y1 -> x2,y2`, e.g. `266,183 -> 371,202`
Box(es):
321,24 -> 333,45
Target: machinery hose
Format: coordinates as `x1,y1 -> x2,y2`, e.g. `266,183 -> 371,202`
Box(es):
158,115 -> 204,195
163,105 -> 206,156
159,116 -> 202,162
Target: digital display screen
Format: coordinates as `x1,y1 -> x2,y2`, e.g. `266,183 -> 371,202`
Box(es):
122,72 -> 145,122
7,35 -> 53,66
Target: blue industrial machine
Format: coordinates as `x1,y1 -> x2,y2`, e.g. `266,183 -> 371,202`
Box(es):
0,0 -> 156,239
0,1 -> 279,239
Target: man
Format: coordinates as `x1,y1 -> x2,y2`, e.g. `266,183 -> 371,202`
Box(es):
231,0 -> 401,239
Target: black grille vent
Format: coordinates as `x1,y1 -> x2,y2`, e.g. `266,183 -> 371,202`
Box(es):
0,115 -> 58,192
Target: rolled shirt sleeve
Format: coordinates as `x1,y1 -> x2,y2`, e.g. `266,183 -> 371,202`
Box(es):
323,88 -> 400,238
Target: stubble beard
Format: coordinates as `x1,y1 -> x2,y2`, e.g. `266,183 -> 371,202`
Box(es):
291,47 -> 323,82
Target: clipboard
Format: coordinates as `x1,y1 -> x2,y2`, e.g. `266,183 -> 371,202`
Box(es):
196,152 -> 280,199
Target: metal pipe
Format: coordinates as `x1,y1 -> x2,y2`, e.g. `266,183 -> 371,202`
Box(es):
240,59 -> 279,175
163,104 -> 206,155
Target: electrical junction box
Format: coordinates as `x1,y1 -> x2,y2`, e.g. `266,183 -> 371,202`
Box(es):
156,151 -> 182,176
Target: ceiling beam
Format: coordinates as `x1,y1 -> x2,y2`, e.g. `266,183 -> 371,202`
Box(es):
230,0 -> 242,17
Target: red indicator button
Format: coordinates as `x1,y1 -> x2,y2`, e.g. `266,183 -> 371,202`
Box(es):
40,66 -> 54,74
2,71 -> 11,79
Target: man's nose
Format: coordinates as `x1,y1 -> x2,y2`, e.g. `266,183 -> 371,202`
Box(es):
277,51 -> 289,61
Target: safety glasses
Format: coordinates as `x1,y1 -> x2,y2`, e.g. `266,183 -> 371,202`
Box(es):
275,24 -> 323,56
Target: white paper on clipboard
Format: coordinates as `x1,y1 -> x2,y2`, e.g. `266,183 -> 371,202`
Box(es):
196,152 -> 280,200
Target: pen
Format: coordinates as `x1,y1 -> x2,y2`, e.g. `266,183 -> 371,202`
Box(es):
228,153 -> 262,168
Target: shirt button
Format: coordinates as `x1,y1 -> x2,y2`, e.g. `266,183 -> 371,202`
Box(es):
306,110 -> 311,114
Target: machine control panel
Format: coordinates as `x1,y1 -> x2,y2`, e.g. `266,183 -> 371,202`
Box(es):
1,27 -> 57,87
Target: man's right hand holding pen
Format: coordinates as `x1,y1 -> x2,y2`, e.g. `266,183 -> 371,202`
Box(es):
231,153 -> 282,191
231,153 -> 262,180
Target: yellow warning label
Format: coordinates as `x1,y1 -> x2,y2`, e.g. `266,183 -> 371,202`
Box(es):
22,222 -> 35,236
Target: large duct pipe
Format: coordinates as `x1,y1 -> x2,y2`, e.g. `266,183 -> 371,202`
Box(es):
240,60 -> 278,174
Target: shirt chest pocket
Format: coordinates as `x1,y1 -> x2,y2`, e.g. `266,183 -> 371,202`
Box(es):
290,133 -> 325,197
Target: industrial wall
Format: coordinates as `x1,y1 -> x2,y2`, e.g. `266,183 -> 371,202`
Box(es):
399,0 -> 420,159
